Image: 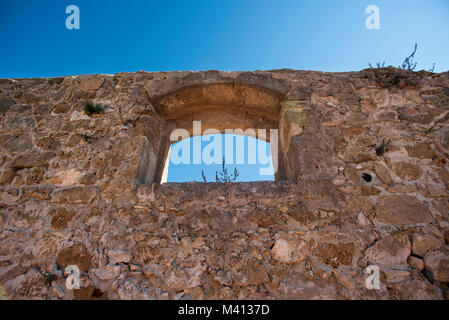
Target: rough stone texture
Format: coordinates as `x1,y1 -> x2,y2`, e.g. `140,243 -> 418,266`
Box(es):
374,196 -> 434,225
56,243 -> 92,272
51,186 -> 100,204
94,265 -> 121,281
374,163 -> 392,185
78,78 -> 105,92
0,69 -> 448,300
7,152 -> 57,169
412,233 -> 445,257
271,238 -> 309,264
408,256 -> 424,271
364,233 -> 411,268
424,248 -> 449,282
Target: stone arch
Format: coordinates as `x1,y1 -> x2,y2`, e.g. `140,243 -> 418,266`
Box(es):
139,82 -> 288,184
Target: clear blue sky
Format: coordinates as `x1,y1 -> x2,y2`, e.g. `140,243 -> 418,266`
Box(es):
167,135 -> 274,183
1,0 -> 448,78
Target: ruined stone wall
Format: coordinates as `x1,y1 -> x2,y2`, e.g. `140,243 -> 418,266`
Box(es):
0,69 -> 448,299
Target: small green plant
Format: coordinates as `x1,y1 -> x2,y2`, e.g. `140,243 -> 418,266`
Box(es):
375,144 -> 385,156
84,101 -> 105,116
375,139 -> 390,156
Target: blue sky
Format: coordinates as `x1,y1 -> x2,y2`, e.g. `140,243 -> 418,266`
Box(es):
0,0 -> 448,78
166,135 -> 274,183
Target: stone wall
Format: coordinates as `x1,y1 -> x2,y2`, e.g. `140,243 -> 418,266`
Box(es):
0,68 -> 448,299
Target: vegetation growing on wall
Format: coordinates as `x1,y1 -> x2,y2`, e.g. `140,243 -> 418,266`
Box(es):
201,157 -> 239,183
366,43 -> 436,89
84,101 -> 105,117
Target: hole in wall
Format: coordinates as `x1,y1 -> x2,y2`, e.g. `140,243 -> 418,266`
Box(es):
162,134 -> 275,183
362,173 -> 372,183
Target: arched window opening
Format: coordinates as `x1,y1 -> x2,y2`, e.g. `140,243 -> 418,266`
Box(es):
162,134 -> 275,183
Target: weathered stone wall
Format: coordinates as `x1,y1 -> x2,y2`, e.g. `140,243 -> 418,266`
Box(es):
0,69 -> 448,299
